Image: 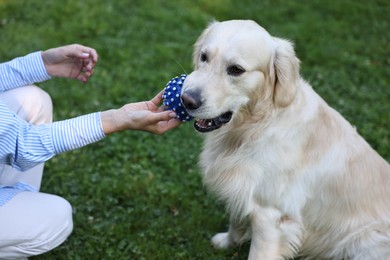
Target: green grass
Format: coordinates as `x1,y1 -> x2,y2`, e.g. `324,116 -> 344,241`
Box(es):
0,0 -> 389,259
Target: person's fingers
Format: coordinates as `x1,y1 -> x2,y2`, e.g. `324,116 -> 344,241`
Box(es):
150,90 -> 165,106
67,44 -> 98,63
78,59 -> 95,83
77,68 -> 94,83
165,118 -> 181,130
78,45 -> 98,63
82,59 -> 95,72
157,105 -> 168,112
88,68 -> 94,76
154,118 -> 181,134
148,111 -> 177,123
76,74 -> 88,83
86,48 -> 98,63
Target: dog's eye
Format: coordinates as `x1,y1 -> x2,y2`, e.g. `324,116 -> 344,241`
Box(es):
227,65 -> 245,76
200,53 -> 208,62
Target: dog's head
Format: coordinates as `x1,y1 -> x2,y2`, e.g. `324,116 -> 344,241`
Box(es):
181,20 -> 300,133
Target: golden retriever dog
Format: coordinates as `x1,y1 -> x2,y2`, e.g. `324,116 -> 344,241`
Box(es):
181,20 -> 390,259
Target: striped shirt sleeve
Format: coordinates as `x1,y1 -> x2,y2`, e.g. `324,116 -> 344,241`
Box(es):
52,112 -> 106,154
0,101 -> 106,172
0,101 -> 54,171
0,51 -> 51,92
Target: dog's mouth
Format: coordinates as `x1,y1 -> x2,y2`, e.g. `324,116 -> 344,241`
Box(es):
194,111 -> 233,133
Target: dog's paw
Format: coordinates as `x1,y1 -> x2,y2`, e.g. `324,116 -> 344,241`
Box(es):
211,232 -> 233,249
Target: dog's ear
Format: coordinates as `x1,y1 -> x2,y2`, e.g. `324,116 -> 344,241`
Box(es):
270,38 -> 300,107
193,20 -> 218,69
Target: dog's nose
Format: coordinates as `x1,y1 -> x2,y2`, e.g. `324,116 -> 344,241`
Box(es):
181,90 -> 202,110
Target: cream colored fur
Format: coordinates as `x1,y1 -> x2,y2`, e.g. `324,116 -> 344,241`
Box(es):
182,20 -> 390,259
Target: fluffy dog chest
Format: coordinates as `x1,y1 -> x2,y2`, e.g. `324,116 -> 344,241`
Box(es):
200,136 -> 305,218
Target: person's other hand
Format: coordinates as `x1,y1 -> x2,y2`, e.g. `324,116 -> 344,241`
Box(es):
42,44 -> 98,83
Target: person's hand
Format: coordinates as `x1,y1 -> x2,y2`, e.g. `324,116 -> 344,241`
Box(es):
101,91 -> 181,135
42,44 -> 98,83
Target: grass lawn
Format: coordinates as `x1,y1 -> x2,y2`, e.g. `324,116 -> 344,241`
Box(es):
0,0 -> 389,259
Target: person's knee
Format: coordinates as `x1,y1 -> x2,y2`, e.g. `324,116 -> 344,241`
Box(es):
21,195 -> 73,257
31,195 -> 73,254
22,85 -> 53,125
0,193 -> 73,258
0,85 -> 53,125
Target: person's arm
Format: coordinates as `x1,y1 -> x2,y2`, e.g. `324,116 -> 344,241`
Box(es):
0,51 -> 51,92
0,44 -> 98,92
0,101 -> 106,172
0,98 -> 179,172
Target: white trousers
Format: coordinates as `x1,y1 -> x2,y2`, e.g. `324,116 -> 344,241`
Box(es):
0,86 -> 73,259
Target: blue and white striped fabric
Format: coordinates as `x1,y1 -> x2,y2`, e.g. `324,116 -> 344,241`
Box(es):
0,50 -> 106,206
0,51 -> 51,91
0,103 -> 105,171
52,113 -> 105,154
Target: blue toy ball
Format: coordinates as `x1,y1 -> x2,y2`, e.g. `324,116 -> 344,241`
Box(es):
162,74 -> 193,122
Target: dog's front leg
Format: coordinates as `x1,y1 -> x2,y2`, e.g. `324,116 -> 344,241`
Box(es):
248,206 -> 302,260
211,215 -> 251,249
